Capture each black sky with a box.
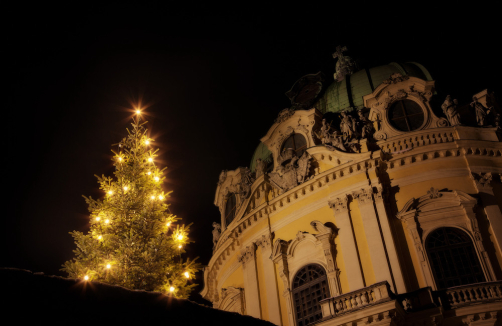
[4,3,500,303]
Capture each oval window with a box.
[388,100,424,131]
[281,133,307,158]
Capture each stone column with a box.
[271,239,295,326]
[471,172,502,256]
[256,233,283,325]
[352,188,394,291]
[328,195,365,291]
[238,243,261,319]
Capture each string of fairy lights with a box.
[82,109,191,294]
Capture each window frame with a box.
[425,227,486,290]
[291,264,330,326]
[387,99,425,132]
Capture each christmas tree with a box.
[62,110,200,298]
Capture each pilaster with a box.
[328,195,365,291]
[352,187,394,291]
[256,233,283,325]
[271,239,295,326]
[311,220,341,296]
[471,172,502,257]
[372,185,406,293]
[238,243,261,318]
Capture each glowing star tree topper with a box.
[62,110,200,298]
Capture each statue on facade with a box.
[315,120,348,151]
[212,222,221,249]
[330,130,347,151]
[319,119,332,144]
[340,111,356,139]
[218,170,227,185]
[237,167,254,199]
[255,158,266,178]
[332,45,357,82]
[441,95,461,126]
[357,110,374,138]
[471,96,492,126]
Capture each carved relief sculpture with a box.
[268,150,312,193]
[441,95,461,126]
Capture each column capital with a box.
[352,187,374,205]
[374,184,385,202]
[471,172,494,189]
[238,243,256,266]
[328,195,348,214]
[256,232,273,251]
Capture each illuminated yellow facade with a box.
[201,59,502,326]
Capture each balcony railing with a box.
[446,281,502,308]
[319,281,392,318]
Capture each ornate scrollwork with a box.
[382,72,410,85]
[427,187,442,199]
[328,195,348,214]
[275,108,296,124]
[268,151,312,192]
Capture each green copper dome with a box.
[314,62,432,114]
[249,62,432,170]
[250,142,272,173]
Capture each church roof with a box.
[249,61,432,170]
[315,62,432,114]
[250,142,272,172]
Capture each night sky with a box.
[4,4,500,303]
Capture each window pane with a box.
[426,227,485,289]
[225,194,236,226]
[292,264,330,326]
[388,100,424,131]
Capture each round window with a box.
[388,100,424,131]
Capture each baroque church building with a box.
[200,47,502,326]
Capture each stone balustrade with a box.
[446,281,502,308]
[320,281,393,318]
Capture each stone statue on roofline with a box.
[357,110,374,138]
[212,222,221,249]
[441,95,461,126]
[332,45,357,82]
[320,119,332,144]
[340,111,356,139]
[471,95,492,126]
[255,158,266,178]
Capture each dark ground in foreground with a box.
[1,268,273,326]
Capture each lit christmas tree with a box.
[62,110,200,298]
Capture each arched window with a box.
[281,133,307,158]
[292,264,330,326]
[224,193,237,227]
[426,227,485,289]
[388,99,424,131]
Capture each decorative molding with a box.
[255,233,273,251]
[352,187,373,205]
[471,172,493,188]
[427,187,442,199]
[382,72,410,85]
[238,243,256,266]
[328,195,348,214]
[275,108,296,124]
